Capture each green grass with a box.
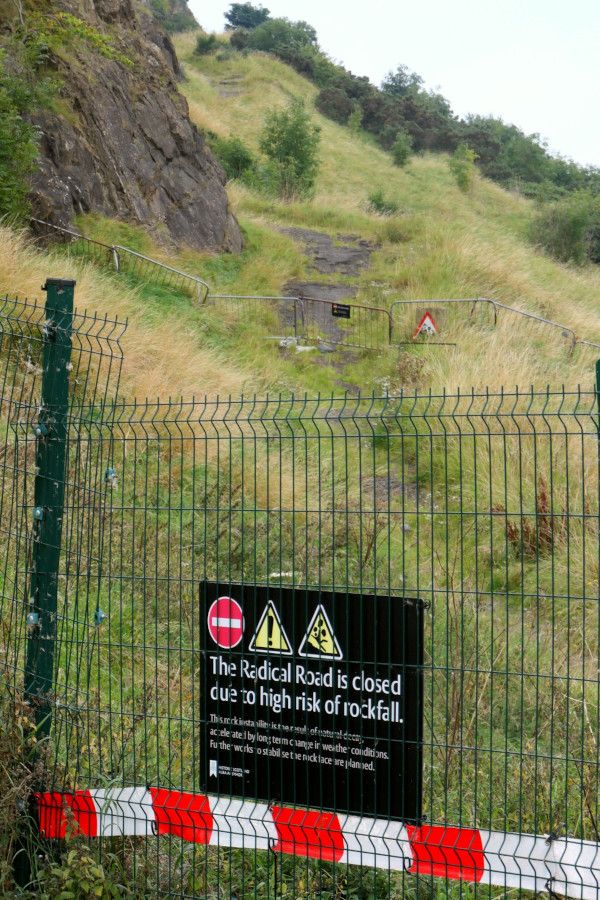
[2,29,600,900]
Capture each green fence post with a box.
[24,278,74,737]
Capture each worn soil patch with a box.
[362,475,428,509]
[281,228,375,276]
[213,77,244,98]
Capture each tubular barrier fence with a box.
[1,278,600,897]
[390,298,600,354]
[31,218,210,304]
[30,219,600,355]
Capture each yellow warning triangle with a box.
[248,601,292,655]
[298,605,343,660]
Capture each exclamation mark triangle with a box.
[248,601,292,655]
[298,605,343,660]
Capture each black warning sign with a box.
[200,583,423,820]
[331,302,351,318]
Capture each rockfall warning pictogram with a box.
[248,601,292,655]
[413,311,438,338]
[298,605,343,659]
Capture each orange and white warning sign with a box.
[413,311,438,338]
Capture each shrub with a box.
[246,17,317,56]
[195,33,220,55]
[391,131,412,167]
[149,0,197,33]
[380,219,410,243]
[530,192,600,264]
[210,135,255,181]
[315,86,353,124]
[449,143,478,192]
[225,3,270,30]
[0,47,45,222]
[367,189,400,216]
[259,98,320,200]
[229,28,250,50]
[347,104,362,134]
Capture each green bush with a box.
[449,143,478,192]
[259,98,320,200]
[347,104,362,134]
[210,135,255,181]
[0,47,45,222]
[380,219,410,243]
[367,189,400,216]
[225,2,270,30]
[391,131,412,167]
[530,192,600,264]
[230,28,250,50]
[315,86,353,124]
[195,33,220,55]
[246,17,317,56]
[149,0,197,34]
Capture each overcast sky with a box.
[187,0,600,167]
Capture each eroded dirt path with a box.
[282,228,377,345]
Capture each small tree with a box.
[259,99,320,200]
[391,131,412,167]
[347,104,363,134]
[449,143,478,192]
[211,135,255,181]
[225,3,270,30]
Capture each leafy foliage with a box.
[26,12,133,67]
[391,131,412,167]
[210,135,255,181]
[367,189,400,216]
[246,17,318,59]
[381,64,424,97]
[229,12,600,202]
[0,41,52,222]
[225,3,270,30]
[530,192,600,264]
[449,144,478,192]
[195,33,221,55]
[259,98,320,200]
[149,0,197,34]
[38,848,127,899]
[315,86,354,124]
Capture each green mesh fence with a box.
[0,280,599,898]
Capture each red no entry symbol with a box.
[207,596,244,649]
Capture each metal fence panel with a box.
[297,295,391,350]
[1,283,600,898]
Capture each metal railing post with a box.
[24,278,74,737]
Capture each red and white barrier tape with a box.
[36,788,600,898]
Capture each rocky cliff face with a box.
[30,0,242,252]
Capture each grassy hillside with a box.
[3,34,600,400]
[175,31,600,389]
[1,29,599,900]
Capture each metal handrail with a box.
[31,219,600,354]
[389,297,600,353]
[31,219,209,304]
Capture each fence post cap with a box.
[42,278,76,290]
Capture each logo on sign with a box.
[207,596,244,649]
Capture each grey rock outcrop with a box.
[29,0,242,252]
